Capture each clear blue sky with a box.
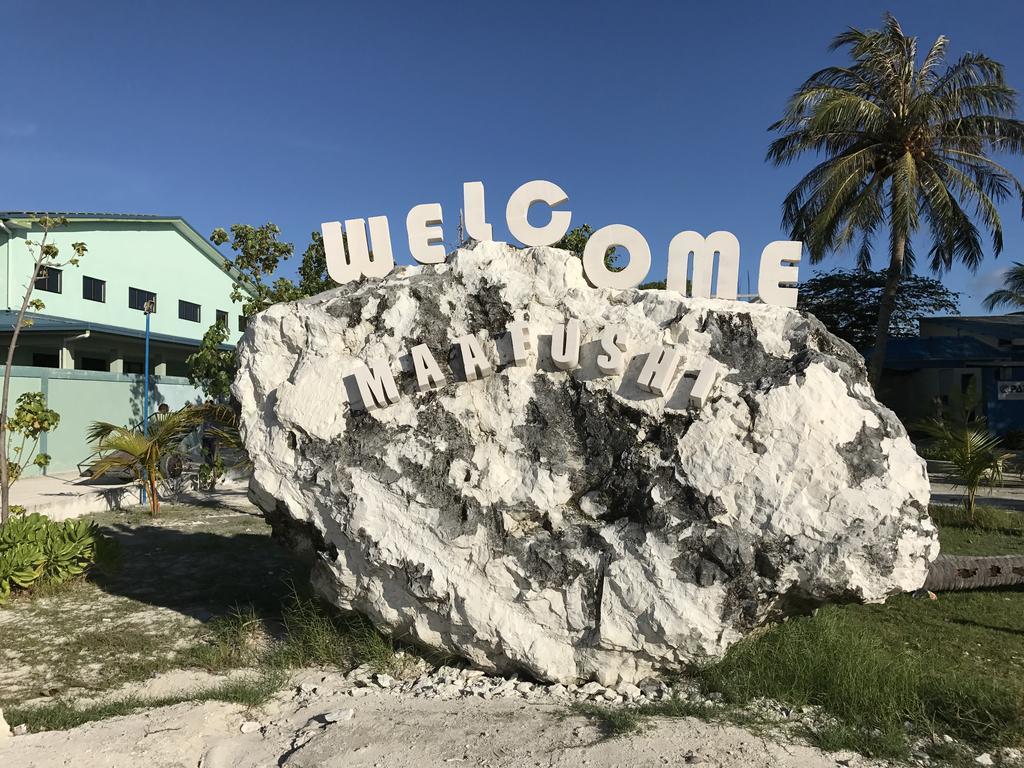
[4,1,1024,314]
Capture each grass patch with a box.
[574,697,716,738]
[699,606,1023,758]
[0,504,411,732]
[930,504,1024,557]
[5,670,285,733]
[931,504,1024,536]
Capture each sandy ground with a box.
[0,682,874,768]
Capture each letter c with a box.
[505,180,572,247]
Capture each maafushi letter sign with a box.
[320,179,804,415]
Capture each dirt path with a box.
[2,684,873,768]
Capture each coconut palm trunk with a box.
[868,232,907,386]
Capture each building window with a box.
[32,352,59,368]
[216,310,228,327]
[238,316,248,332]
[178,300,201,323]
[79,357,108,372]
[83,276,106,303]
[123,360,144,374]
[129,287,157,312]
[34,267,62,294]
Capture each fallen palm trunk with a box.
[924,554,1024,591]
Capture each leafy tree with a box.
[983,261,1024,311]
[1,216,86,524]
[87,409,199,516]
[297,231,335,296]
[768,13,1024,385]
[799,269,959,348]
[187,322,235,401]
[553,224,618,271]
[210,223,300,317]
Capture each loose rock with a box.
[322,708,355,724]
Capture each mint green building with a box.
[0,212,247,475]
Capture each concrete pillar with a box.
[154,361,167,376]
[59,343,74,369]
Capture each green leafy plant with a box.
[0,513,115,605]
[918,417,1010,522]
[6,391,60,485]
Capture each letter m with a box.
[352,358,400,412]
[322,217,396,284]
[666,231,740,300]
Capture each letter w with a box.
[322,217,396,284]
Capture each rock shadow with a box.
[88,518,308,623]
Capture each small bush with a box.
[0,513,116,605]
[267,585,398,672]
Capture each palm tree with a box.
[917,418,1009,522]
[86,409,199,515]
[768,13,1024,385]
[983,261,1024,310]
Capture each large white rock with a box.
[235,241,937,684]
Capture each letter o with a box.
[505,180,572,247]
[582,224,651,290]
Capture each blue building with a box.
[877,315,1024,436]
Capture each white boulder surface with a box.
[235,241,937,684]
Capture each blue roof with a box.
[871,336,1016,369]
[0,311,232,349]
[921,315,1024,340]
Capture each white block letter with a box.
[455,335,494,382]
[596,325,627,376]
[688,358,723,409]
[667,231,739,300]
[463,181,492,241]
[505,179,571,247]
[353,358,400,411]
[550,318,581,371]
[637,345,682,396]
[407,203,446,265]
[507,318,533,366]
[758,241,802,307]
[410,344,446,392]
[582,224,651,290]
[322,217,396,284]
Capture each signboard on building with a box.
[998,381,1024,400]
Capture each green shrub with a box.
[0,513,116,605]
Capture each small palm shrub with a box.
[0,512,116,605]
[87,409,200,515]
[917,417,1010,522]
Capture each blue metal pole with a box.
[141,311,151,505]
